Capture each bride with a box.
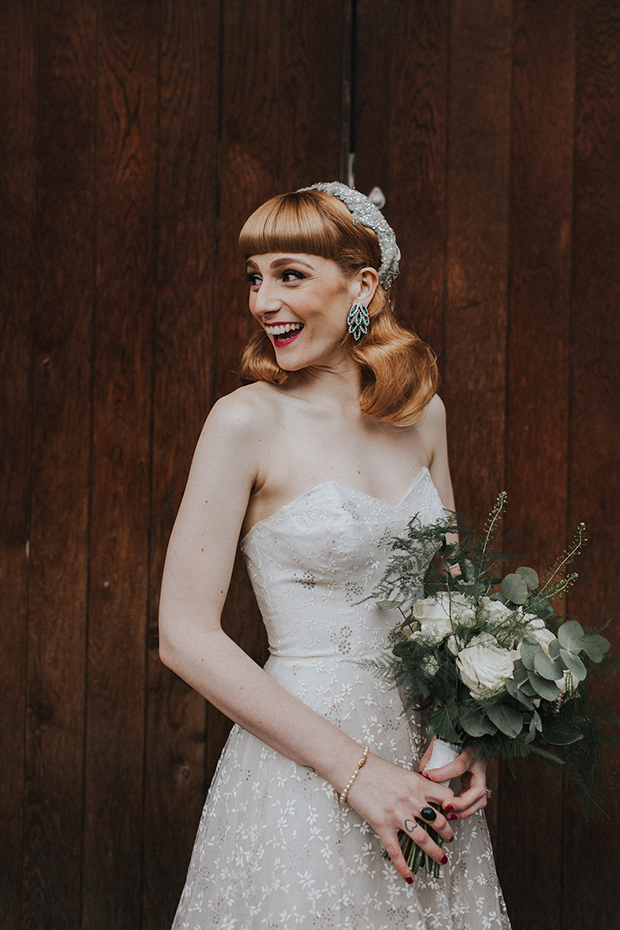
[159,183,510,928]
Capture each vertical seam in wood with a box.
[80,4,102,928]
[209,0,226,417]
[140,1,164,922]
[341,0,354,183]
[20,2,38,923]
[441,0,453,383]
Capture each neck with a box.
[287,358,363,409]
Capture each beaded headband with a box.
[299,181,400,288]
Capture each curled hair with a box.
[238,189,438,426]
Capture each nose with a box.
[250,279,281,318]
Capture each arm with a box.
[414,395,489,820]
[159,391,455,880]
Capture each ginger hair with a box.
[238,189,438,426]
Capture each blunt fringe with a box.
[238,190,438,426]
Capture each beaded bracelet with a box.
[340,746,370,803]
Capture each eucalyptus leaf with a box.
[527,670,561,700]
[548,638,561,660]
[534,650,564,681]
[486,703,524,738]
[559,648,587,681]
[581,634,610,663]
[501,573,529,605]
[520,681,538,698]
[516,566,539,592]
[580,644,604,664]
[520,640,542,671]
[512,659,529,686]
[460,710,498,737]
[505,676,535,708]
[557,620,585,650]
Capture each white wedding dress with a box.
[172,468,511,929]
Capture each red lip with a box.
[273,328,303,347]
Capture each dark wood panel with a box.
[565,2,620,928]
[213,0,282,403]
[387,0,449,363]
[143,0,221,925]
[500,4,576,927]
[82,2,158,927]
[356,0,449,357]
[443,0,513,526]
[276,0,348,190]
[21,2,97,928]
[0,1,35,926]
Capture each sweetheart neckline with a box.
[240,466,432,545]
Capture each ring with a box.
[419,806,437,822]
[486,788,492,798]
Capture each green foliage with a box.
[368,495,617,815]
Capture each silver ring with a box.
[486,788,492,799]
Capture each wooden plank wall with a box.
[1,2,618,928]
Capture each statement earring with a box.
[347,302,369,341]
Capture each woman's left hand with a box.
[418,743,488,821]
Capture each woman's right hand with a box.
[345,753,455,883]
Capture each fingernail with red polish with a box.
[405,876,414,884]
[422,773,432,780]
[447,813,457,821]
[441,855,448,865]
[444,804,454,811]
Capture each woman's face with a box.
[245,252,362,371]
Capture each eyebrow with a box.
[245,257,315,270]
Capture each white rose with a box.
[481,597,513,627]
[524,614,544,629]
[411,595,453,642]
[456,634,515,697]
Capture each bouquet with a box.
[373,493,616,877]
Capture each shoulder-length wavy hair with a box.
[238,189,438,426]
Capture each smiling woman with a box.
[238,189,438,426]
[159,183,511,929]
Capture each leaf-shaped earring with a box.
[347,302,369,341]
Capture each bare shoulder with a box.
[204,382,279,437]
[417,394,447,434]
[201,382,281,445]
[400,394,447,458]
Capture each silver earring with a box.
[347,302,369,341]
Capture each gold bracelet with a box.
[340,746,370,803]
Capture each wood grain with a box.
[565,2,620,927]
[81,2,158,927]
[499,3,576,926]
[21,2,97,928]
[142,0,221,925]
[443,0,513,527]
[0,1,35,926]
[276,0,347,190]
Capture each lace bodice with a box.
[241,467,444,662]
